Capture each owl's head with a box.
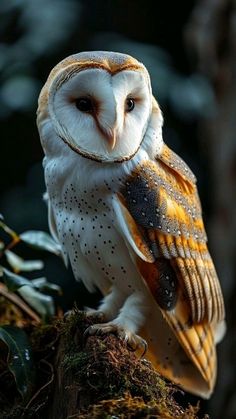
[37,51,163,163]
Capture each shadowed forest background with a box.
[0,0,235,418]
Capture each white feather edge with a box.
[214,320,226,344]
[112,195,153,263]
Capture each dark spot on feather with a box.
[121,175,161,228]
[155,259,178,311]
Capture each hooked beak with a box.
[105,129,117,150]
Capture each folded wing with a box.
[113,143,225,395]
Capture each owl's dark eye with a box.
[126,98,135,112]
[75,97,93,112]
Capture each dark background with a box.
[0,1,235,417]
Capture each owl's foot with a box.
[63,309,105,325]
[84,322,147,355]
[84,307,106,322]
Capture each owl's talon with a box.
[84,308,106,323]
[125,334,147,357]
[83,324,95,343]
[83,322,147,356]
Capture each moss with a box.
[78,393,204,419]
[62,350,89,372]
[29,321,59,353]
[59,310,207,418]
[0,309,209,418]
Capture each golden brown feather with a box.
[116,143,225,392]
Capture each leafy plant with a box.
[0,214,62,320]
[0,214,63,401]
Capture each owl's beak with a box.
[98,119,118,151]
[105,130,117,150]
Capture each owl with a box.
[37,51,225,399]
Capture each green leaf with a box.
[2,270,56,319]
[2,268,32,292]
[18,285,55,318]
[2,269,61,298]
[0,325,35,399]
[20,230,61,255]
[5,250,44,272]
[31,277,62,295]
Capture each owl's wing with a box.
[115,143,224,324]
[113,143,225,393]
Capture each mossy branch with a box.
[50,310,207,419]
[0,309,208,419]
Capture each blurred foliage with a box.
[0,214,61,319]
[0,214,63,404]
[0,0,215,120]
[0,0,81,116]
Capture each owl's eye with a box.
[75,97,93,112]
[126,98,135,112]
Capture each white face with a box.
[48,68,152,162]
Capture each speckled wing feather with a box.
[117,143,225,324]
[113,143,225,392]
[136,257,217,393]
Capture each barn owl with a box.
[37,51,225,399]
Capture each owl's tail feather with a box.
[139,294,218,399]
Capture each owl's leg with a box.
[85,286,127,322]
[98,286,128,320]
[84,291,148,352]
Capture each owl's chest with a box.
[69,191,117,256]
[52,179,128,271]
[54,184,115,240]
[45,157,141,290]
